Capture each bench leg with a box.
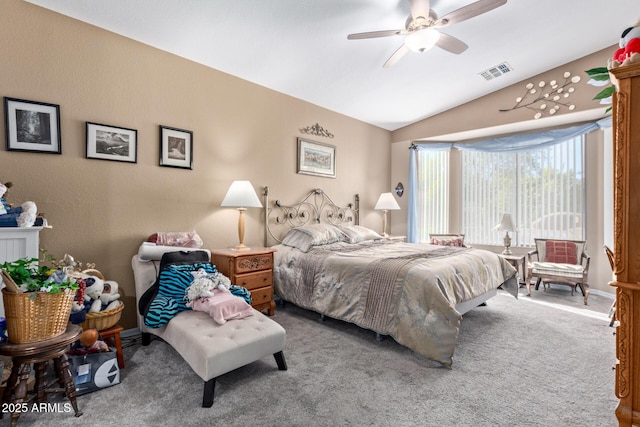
[141,332,151,346]
[274,351,287,371]
[203,378,216,407]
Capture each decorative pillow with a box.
[147,231,203,248]
[430,237,464,247]
[187,289,254,325]
[544,240,578,264]
[336,225,383,243]
[144,262,217,328]
[281,224,346,252]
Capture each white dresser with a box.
[0,226,43,316]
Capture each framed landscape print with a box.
[160,125,192,169]
[297,137,336,178]
[4,97,61,154]
[86,122,137,163]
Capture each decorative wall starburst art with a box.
[499,71,581,119]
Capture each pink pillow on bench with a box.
[187,289,254,325]
[544,240,578,264]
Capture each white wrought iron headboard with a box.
[263,187,359,246]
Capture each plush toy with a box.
[0,182,38,227]
[67,329,109,355]
[612,20,640,67]
[184,269,231,302]
[83,274,121,312]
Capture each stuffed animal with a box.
[0,182,38,227]
[612,20,640,67]
[83,274,121,312]
[184,269,231,302]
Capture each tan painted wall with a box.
[0,1,391,328]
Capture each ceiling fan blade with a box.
[383,44,410,68]
[436,32,468,54]
[409,0,431,21]
[435,0,507,28]
[347,29,403,40]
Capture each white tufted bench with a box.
[131,254,287,407]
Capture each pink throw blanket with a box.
[187,289,254,325]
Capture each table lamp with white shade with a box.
[493,213,517,255]
[221,180,262,251]
[374,192,401,238]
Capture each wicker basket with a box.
[78,302,124,331]
[76,268,123,331]
[2,288,74,344]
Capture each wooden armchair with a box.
[604,245,616,326]
[526,238,590,305]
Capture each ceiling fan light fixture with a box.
[405,28,440,53]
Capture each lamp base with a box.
[502,232,513,255]
[230,243,251,251]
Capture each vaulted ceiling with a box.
[26,0,639,131]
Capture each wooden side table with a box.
[0,324,83,426]
[499,253,526,286]
[210,247,276,316]
[99,325,124,369]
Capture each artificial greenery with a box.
[585,67,615,113]
[0,250,79,294]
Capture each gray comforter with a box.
[273,240,518,366]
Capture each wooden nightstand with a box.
[499,253,526,286]
[210,247,276,316]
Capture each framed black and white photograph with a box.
[4,97,61,154]
[160,125,192,169]
[86,122,137,163]
[297,137,336,178]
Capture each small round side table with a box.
[0,324,83,426]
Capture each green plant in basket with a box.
[0,250,79,298]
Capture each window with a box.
[415,134,586,246]
[415,149,449,242]
[461,136,585,246]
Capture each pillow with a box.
[544,240,578,264]
[187,289,254,325]
[430,237,464,247]
[336,225,383,243]
[144,262,217,328]
[281,224,345,252]
[147,231,203,248]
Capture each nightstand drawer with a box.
[250,286,273,306]
[234,254,273,273]
[235,270,272,290]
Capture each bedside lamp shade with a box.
[221,180,262,251]
[374,192,400,238]
[493,213,517,255]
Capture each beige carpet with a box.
[18,285,617,426]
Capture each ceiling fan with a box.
[347,0,507,68]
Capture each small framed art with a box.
[160,125,193,169]
[86,122,137,163]
[297,137,336,178]
[4,97,61,154]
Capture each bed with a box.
[262,188,518,367]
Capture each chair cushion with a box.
[430,236,464,247]
[544,240,578,264]
[531,261,585,279]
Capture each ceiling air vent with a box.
[479,62,512,81]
